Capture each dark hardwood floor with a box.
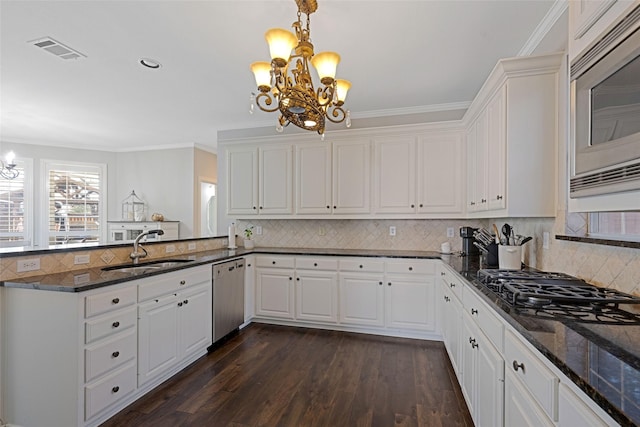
[101,323,473,427]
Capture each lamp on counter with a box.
[250,0,352,137]
[0,151,18,180]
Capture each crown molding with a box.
[518,0,568,56]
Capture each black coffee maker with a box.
[460,226,479,257]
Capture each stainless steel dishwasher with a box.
[212,258,245,344]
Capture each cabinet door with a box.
[295,143,332,214]
[295,270,338,323]
[385,274,435,331]
[259,145,293,214]
[475,333,505,427]
[138,294,179,386]
[244,255,256,322]
[255,268,295,319]
[461,314,478,414]
[486,86,506,211]
[373,136,416,213]
[442,285,462,376]
[227,147,258,215]
[417,132,464,213]
[332,139,371,214]
[339,273,384,326]
[178,283,212,359]
[465,122,479,211]
[558,383,610,427]
[471,111,489,211]
[505,370,555,427]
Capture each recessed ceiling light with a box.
[140,58,161,69]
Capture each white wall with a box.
[115,148,195,237]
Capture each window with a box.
[589,211,640,242]
[0,159,32,247]
[44,161,105,246]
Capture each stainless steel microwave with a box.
[570,5,640,198]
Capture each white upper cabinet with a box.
[465,53,562,218]
[417,131,464,214]
[226,144,293,216]
[332,138,371,214]
[295,142,332,214]
[373,135,416,214]
[226,146,258,215]
[259,145,293,214]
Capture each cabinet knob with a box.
[440,272,445,276]
[481,199,487,203]
[387,282,392,286]
[497,195,503,200]
[289,277,292,281]
[296,277,300,281]
[314,263,318,267]
[408,267,413,271]
[112,386,120,393]
[411,204,415,208]
[333,206,337,209]
[183,300,189,304]
[471,308,478,315]
[248,264,252,267]
[259,206,263,210]
[253,206,257,210]
[512,360,525,372]
[419,204,423,208]
[272,261,276,265]
[180,280,186,285]
[112,351,120,358]
[326,205,330,209]
[450,283,456,288]
[469,337,478,348]
[112,321,120,328]
[178,302,183,307]
[112,298,120,305]
[443,295,450,302]
[359,265,363,269]
[379,281,383,286]
[470,201,476,206]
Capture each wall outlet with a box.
[255,225,263,235]
[17,258,40,273]
[188,242,197,250]
[318,227,326,236]
[446,227,454,238]
[74,254,90,265]
[543,232,550,249]
[389,226,396,236]
[165,244,176,253]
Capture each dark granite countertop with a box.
[2,247,637,425]
[442,254,640,427]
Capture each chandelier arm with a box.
[326,106,346,124]
[255,92,280,113]
[316,86,334,108]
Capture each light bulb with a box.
[249,94,255,114]
[5,151,15,165]
[346,110,352,128]
[276,122,284,133]
[321,132,325,141]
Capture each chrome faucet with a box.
[130,229,164,264]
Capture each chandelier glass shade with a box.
[250,0,351,135]
[0,151,18,180]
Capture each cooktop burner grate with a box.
[502,281,640,307]
[515,304,640,325]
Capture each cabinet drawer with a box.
[295,257,338,270]
[386,260,435,275]
[85,286,137,318]
[85,362,137,421]
[138,266,210,302]
[85,329,137,383]
[339,258,385,273]
[505,329,559,421]
[463,289,504,351]
[256,255,295,269]
[85,306,137,344]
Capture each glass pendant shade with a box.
[265,28,297,66]
[335,79,352,104]
[311,51,340,85]
[251,61,272,91]
[5,151,16,165]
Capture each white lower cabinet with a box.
[505,369,555,427]
[461,312,505,427]
[256,263,295,319]
[295,269,339,323]
[385,261,436,332]
[559,383,612,427]
[0,264,212,427]
[339,272,385,327]
[244,255,256,321]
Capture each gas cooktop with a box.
[477,269,640,325]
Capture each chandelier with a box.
[0,151,18,180]
[250,0,351,135]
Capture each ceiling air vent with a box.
[570,162,640,198]
[29,37,86,60]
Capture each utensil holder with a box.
[498,245,522,270]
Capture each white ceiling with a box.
[0,0,565,153]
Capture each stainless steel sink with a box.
[102,259,194,273]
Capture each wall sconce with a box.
[1,151,19,180]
